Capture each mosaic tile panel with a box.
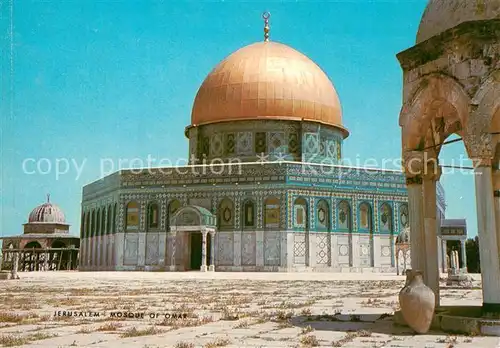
[264,231,281,266]
[316,234,330,265]
[123,234,139,265]
[210,134,223,157]
[337,235,351,266]
[255,132,266,153]
[268,131,286,154]
[145,233,159,265]
[241,232,256,266]
[304,133,319,154]
[358,234,372,267]
[288,132,299,154]
[293,233,306,265]
[217,232,234,266]
[225,133,235,155]
[236,132,253,155]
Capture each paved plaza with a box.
[0,272,499,347]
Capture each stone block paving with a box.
[0,272,499,347]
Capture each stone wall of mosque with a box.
[79,162,421,272]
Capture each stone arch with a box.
[316,199,330,231]
[400,73,470,154]
[217,198,234,230]
[293,197,308,230]
[470,70,500,157]
[167,199,181,231]
[51,240,67,248]
[24,241,42,249]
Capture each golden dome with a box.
[191,41,347,137]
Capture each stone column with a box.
[43,251,48,271]
[167,231,177,271]
[11,252,19,279]
[460,239,467,272]
[422,168,440,307]
[200,230,207,272]
[406,176,425,275]
[209,231,215,272]
[441,239,447,273]
[474,160,500,313]
[494,190,500,265]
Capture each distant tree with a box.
[466,236,480,273]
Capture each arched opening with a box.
[147,202,160,230]
[96,209,101,236]
[264,197,280,229]
[380,203,393,233]
[167,199,181,231]
[242,199,256,229]
[24,241,42,249]
[106,205,112,234]
[113,203,117,233]
[358,202,373,267]
[85,212,90,238]
[293,197,308,231]
[317,199,330,231]
[100,207,105,236]
[337,200,352,267]
[80,212,85,239]
[125,201,139,231]
[91,210,96,237]
[217,198,234,230]
[23,241,42,272]
[437,133,474,273]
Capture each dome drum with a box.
[186,119,344,164]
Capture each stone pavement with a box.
[0,272,499,347]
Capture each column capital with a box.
[422,164,442,182]
[403,151,425,177]
[406,175,423,185]
[472,157,493,168]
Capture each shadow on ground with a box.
[288,313,446,336]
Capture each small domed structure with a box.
[28,196,66,224]
[416,0,500,43]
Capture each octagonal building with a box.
[79,19,449,272]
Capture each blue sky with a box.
[0,0,475,238]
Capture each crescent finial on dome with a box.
[262,11,270,42]
[47,193,50,203]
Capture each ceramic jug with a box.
[399,269,435,334]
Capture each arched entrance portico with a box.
[168,205,216,272]
[399,72,500,313]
